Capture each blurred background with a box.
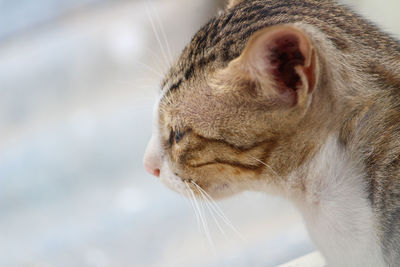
[0,0,399,266]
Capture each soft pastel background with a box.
[1,0,399,266]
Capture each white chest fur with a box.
[290,136,385,267]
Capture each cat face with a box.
[144,22,320,199]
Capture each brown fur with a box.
[156,0,400,264]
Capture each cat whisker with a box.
[184,183,202,233]
[185,181,214,249]
[185,182,205,232]
[191,181,244,241]
[150,1,174,64]
[194,183,227,237]
[196,188,216,252]
[145,2,172,70]
[143,46,169,74]
[144,3,175,105]
[133,59,164,78]
[250,156,279,177]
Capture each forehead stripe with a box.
[184,65,195,80]
[169,79,182,92]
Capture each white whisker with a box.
[145,2,171,69]
[184,183,202,233]
[195,184,227,237]
[143,47,169,73]
[250,156,279,177]
[186,182,206,234]
[197,190,216,251]
[153,4,174,63]
[149,2,174,64]
[185,181,215,251]
[191,181,244,241]
[134,59,164,78]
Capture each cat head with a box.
[143,5,333,199]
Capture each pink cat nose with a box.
[144,161,160,177]
[143,136,161,178]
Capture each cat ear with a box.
[238,25,316,107]
[226,0,246,9]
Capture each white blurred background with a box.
[0,0,399,266]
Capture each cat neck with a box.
[285,135,385,266]
[287,135,363,203]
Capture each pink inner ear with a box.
[267,34,305,91]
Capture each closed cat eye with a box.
[169,130,184,146]
[175,130,184,143]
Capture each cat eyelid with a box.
[175,130,184,143]
[168,129,185,147]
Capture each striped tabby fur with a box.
[144,0,400,265]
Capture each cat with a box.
[143,0,400,266]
